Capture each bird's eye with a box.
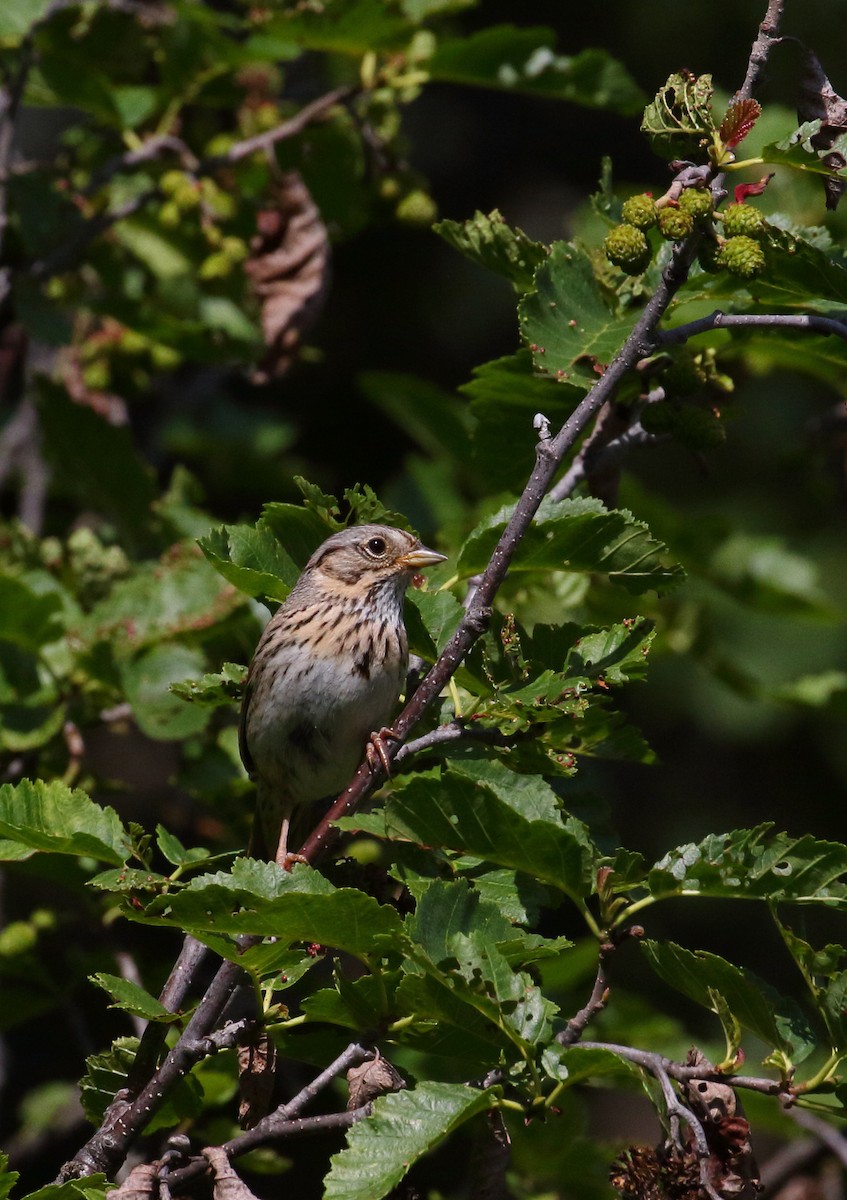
[365,536,387,557]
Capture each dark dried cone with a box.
[610,1144,701,1200]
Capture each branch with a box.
[298,234,702,865]
[394,720,531,767]
[658,310,847,346]
[556,944,613,1047]
[577,1042,787,1098]
[737,0,785,103]
[786,1106,847,1169]
[162,1043,374,1187]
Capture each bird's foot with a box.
[276,849,309,871]
[366,726,401,776]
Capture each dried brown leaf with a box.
[346,1051,406,1111]
[109,1162,159,1200]
[237,1030,277,1129]
[245,171,330,381]
[203,1147,262,1200]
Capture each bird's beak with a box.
[399,544,448,570]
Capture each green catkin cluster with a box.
[657,206,694,240]
[677,187,713,218]
[603,224,651,274]
[719,235,766,279]
[722,202,766,238]
[620,193,657,230]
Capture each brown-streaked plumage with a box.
[239,524,446,866]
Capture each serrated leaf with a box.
[434,210,547,292]
[642,826,847,908]
[89,973,179,1023]
[429,28,644,114]
[198,521,296,603]
[641,940,815,1063]
[718,97,762,149]
[20,1179,110,1200]
[170,661,246,707]
[0,779,131,865]
[519,243,634,378]
[641,71,716,158]
[0,1154,19,1200]
[385,770,597,901]
[302,969,400,1030]
[324,1082,495,1200]
[762,122,847,179]
[458,496,684,594]
[138,861,405,961]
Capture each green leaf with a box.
[434,210,548,292]
[404,588,463,658]
[198,521,298,603]
[0,575,64,650]
[773,918,847,1052]
[640,71,716,158]
[38,382,156,546]
[385,770,597,902]
[0,0,51,41]
[0,779,131,865]
[155,825,211,868]
[519,241,635,378]
[270,0,410,53]
[324,1082,495,1200]
[461,351,585,490]
[121,644,211,740]
[430,28,644,114]
[772,671,847,716]
[19,1179,109,1200]
[88,973,179,1023]
[0,1153,19,1200]
[707,534,838,620]
[641,940,815,1064]
[170,661,246,707]
[640,826,847,909]
[761,122,847,180]
[458,496,685,594]
[85,542,243,655]
[140,860,405,961]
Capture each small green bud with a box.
[721,202,766,238]
[395,189,438,226]
[620,193,657,230]
[657,206,695,241]
[719,234,765,279]
[677,188,714,218]
[603,223,651,274]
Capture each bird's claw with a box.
[367,726,400,776]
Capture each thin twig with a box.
[737,0,785,103]
[658,310,847,346]
[577,1042,787,1098]
[556,944,612,1046]
[394,721,530,766]
[787,1106,847,1169]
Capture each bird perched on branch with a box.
[239,524,446,867]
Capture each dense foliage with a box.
[1,2,847,1199]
